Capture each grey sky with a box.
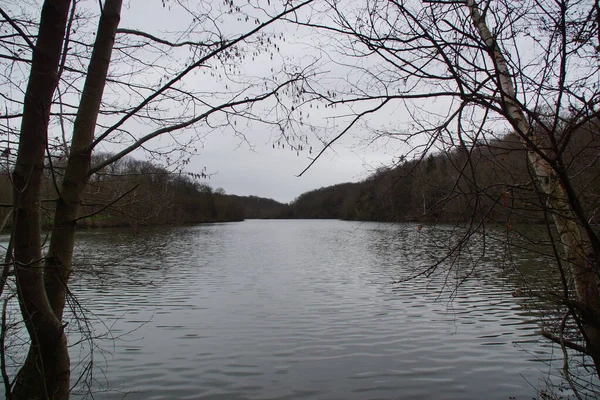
[1,0,413,204]
[196,127,397,203]
[111,0,588,204]
[114,1,405,204]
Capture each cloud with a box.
[195,128,385,203]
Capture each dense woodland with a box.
[0,155,288,229]
[286,122,600,225]
[3,122,597,230]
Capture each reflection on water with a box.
[10,220,568,399]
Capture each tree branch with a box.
[89,74,305,175]
[90,0,314,150]
[75,183,139,222]
[0,7,35,50]
[116,28,212,48]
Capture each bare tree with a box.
[286,0,600,392]
[0,0,313,398]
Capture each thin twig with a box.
[74,184,139,222]
[0,7,35,50]
[0,295,12,399]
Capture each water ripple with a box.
[63,220,563,399]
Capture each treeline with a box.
[227,195,290,219]
[78,156,246,227]
[0,155,287,229]
[285,122,600,225]
[2,123,597,229]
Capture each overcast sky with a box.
[196,127,399,203]
[4,0,581,204]
[113,1,407,204]
[1,1,420,203]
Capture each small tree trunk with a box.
[466,0,600,377]
[11,1,72,399]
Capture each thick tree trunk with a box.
[45,0,122,320]
[466,0,600,377]
[10,1,72,399]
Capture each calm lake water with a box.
[41,220,562,398]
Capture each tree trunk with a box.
[13,2,122,399]
[466,0,600,377]
[10,1,72,399]
[45,0,123,321]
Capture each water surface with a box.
[65,219,554,399]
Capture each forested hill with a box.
[0,155,289,229]
[1,124,597,228]
[285,126,600,224]
[227,195,290,219]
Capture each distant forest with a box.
[0,154,287,229]
[1,124,598,229]
[284,123,600,225]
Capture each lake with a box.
[18,220,561,398]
